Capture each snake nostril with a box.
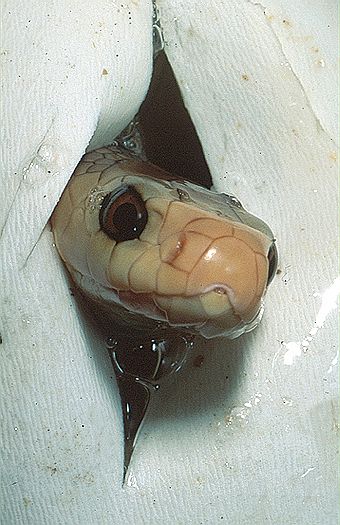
[266,242,278,285]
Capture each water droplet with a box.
[220,193,243,209]
[123,138,136,150]
[152,25,164,55]
[113,120,145,158]
[85,187,105,211]
[230,196,242,207]
[213,287,227,295]
[253,395,261,405]
[177,188,190,201]
[107,330,195,482]
[110,332,193,383]
[126,471,139,489]
[106,336,118,349]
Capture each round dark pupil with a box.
[112,202,139,235]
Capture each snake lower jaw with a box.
[70,267,265,340]
[198,301,265,339]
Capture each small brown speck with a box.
[282,19,292,27]
[241,74,249,81]
[102,68,108,76]
[276,268,282,275]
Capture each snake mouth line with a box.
[72,254,264,337]
[86,278,241,327]
[77,267,264,339]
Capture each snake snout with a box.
[159,220,270,323]
[189,233,269,321]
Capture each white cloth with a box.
[1,1,337,523]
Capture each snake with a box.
[51,146,277,340]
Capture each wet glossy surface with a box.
[107,331,194,481]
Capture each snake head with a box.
[51,146,277,339]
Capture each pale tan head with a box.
[51,147,277,338]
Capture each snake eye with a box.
[267,242,278,285]
[99,185,148,242]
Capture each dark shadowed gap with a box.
[139,51,212,188]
